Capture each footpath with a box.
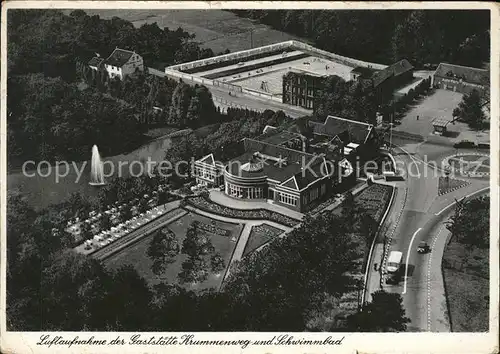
[364,183,407,302]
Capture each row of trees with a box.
[379,76,433,122]
[231,10,490,68]
[8,9,219,80]
[313,75,378,124]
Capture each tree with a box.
[220,213,358,331]
[99,213,111,232]
[358,213,379,246]
[147,228,180,276]
[341,191,363,230]
[182,221,215,258]
[178,256,210,285]
[347,290,410,332]
[210,253,226,275]
[453,90,486,129]
[446,196,489,250]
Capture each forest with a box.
[7,9,227,165]
[231,10,490,68]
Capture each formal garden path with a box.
[183,205,292,286]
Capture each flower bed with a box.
[243,224,284,258]
[198,221,231,237]
[184,195,299,227]
[438,177,470,195]
[356,184,393,224]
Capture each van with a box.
[387,251,403,273]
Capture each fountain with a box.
[89,145,106,186]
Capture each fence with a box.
[213,80,243,93]
[289,40,387,70]
[212,96,259,113]
[242,87,282,103]
[166,40,387,78]
[167,41,295,72]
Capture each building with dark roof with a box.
[368,59,414,102]
[194,153,225,186]
[103,48,144,79]
[88,56,104,71]
[192,115,379,213]
[350,66,378,81]
[308,115,380,164]
[433,63,489,96]
[222,138,335,212]
[282,70,327,110]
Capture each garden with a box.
[104,212,243,290]
[184,194,300,227]
[355,184,393,223]
[242,223,285,258]
[438,177,470,196]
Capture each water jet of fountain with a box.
[89,145,106,186]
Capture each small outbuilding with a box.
[432,118,451,135]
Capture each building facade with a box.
[370,59,414,102]
[103,48,144,80]
[433,63,489,96]
[194,116,378,213]
[193,153,224,187]
[282,70,326,110]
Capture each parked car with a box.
[417,241,430,254]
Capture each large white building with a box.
[102,48,144,80]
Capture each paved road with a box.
[366,140,489,332]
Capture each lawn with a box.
[104,212,244,290]
[242,223,285,258]
[442,238,489,331]
[77,10,306,54]
[438,177,470,196]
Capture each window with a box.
[320,184,326,195]
[278,192,298,206]
[309,188,319,202]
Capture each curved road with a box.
[368,141,490,332]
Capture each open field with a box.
[104,211,244,290]
[442,238,489,331]
[242,223,284,258]
[78,10,306,54]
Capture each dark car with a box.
[417,241,430,254]
[386,272,402,285]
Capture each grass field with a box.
[242,223,284,258]
[104,211,244,290]
[442,238,489,331]
[77,9,306,54]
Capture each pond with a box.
[7,135,175,210]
